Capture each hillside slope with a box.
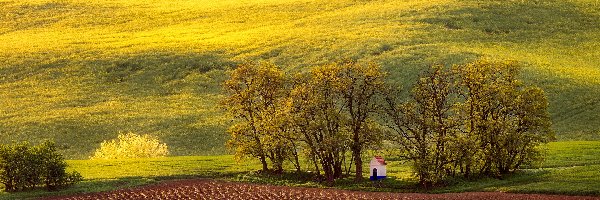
[1,0,599,158]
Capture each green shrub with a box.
[33,141,83,190]
[91,132,169,159]
[0,141,82,192]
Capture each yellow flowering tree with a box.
[91,132,169,159]
[222,61,297,173]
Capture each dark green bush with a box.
[0,141,82,192]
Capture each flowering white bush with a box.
[91,132,169,159]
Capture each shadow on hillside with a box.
[523,67,600,136]
[0,50,236,159]
[0,1,210,34]
[12,113,229,159]
[378,44,481,99]
[421,1,600,45]
[0,2,71,35]
[413,1,600,137]
[91,51,236,95]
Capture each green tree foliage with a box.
[454,60,554,177]
[224,59,551,187]
[0,141,82,192]
[222,61,298,173]
[288,65,351,183]
[286,61,387,183]
[385,60,553,186]
[336,61,387,181]
[385,65,459,187]
[259,102,301,173]
[90,132,169,159]
[223,61,386,182]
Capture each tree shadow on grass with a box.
[0,168,555,200]
[226,171,322,186]
[429,169,551,194]
[243,169,552,194]
[420,1,600,45]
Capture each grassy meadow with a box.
[1,0,600,159]
[0,141,599,199]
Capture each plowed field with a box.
[41,179,600,200]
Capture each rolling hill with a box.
[1,0,599,159]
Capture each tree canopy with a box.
[222,60,553,186]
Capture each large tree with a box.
[384,65,459,187]
[385,60,553,186]
[336,61,387,181]
[288,66,350,183]
[288,61,386,182]
[222,61,293,172]
[454,60,554,177]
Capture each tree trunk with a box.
[313,155,321,175]
[273,160,284,174]
[464,160,471,179]
[260,155,268,172]
[334,159,343,179]
[322,157,334,185]
[290,142,302,173]
[293,154,301,173]
[353,146,363,181]
[346,154,354,175]
[251,123,268,173]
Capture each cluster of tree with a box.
[385,61,554,187]
[222,60,553,186]
[222,61,384,183]
[0,141,83,191]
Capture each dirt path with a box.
[42,179,600,200]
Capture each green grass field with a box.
[1,0,600,159]
[1,141,598,199]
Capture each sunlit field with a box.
[1,0,600,160]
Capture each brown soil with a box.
[41,179,600,200]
